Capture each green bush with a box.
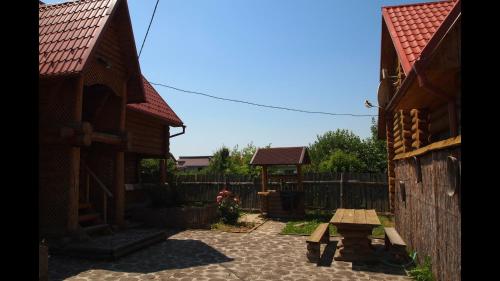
[408,256,434,281]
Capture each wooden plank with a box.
[306,223,329,243]
[354,209,366,224]
[330,208,345,224]
[384,227,406,246]
[342,209,355,224]
[365,209,381,225]
[394,135,461,160]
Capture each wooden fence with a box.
[174,172,389,212]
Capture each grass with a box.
[280,210,394,238]
[211,220,256,232]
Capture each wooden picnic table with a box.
[330,208,381,261]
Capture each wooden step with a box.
[79,203,93,210]
[83,224,111,235]
[79,213,100,223]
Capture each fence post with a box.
[340,172,344,208]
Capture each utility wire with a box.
[149,81,378,117]
[138,0,161,58]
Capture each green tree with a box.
[308,129,364,171]
[360,118,387,172]
[307,119,387,173]
[228,143,259,177]
[318,149,365,172]
[207,146,231,174]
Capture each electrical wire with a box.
[138,0,161,58]
[149,81,378,117]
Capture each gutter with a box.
[169,125,186,138]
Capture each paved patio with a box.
[49,221,411,281]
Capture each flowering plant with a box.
[216,188,240,224]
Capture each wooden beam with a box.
[159,159,166,184]
[394,135,461,160]
[261,166,268,192]
[91,132,122,145]
[448,101,458,137]
[67,75,84,234]
[114,80,127,228]
[297,165,303,191]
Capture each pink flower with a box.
[216,196,222,203]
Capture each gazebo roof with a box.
[250,147,311,166]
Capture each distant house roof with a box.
[177,156,212,168]
[382,0,458,75]
[127,76,184,127]
[250,147,310,166]
[39,0,145,102]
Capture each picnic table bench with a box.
[384,227,407,261]
[330,209,381,261]
[306,223,330,263]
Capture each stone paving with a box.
[49,221,411,281]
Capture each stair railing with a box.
[85,165,113,224]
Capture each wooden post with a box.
[103,192,107,224]
[261,165,268,192]
[67,76,84,233]
[297,165,303,191]
[340,172,344,208]
[113,81,127,227]
[86,173,90,203]
[159,159,166,184]
[448,101,458,137]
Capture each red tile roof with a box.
[250,147,311,166]
[127,76,184,127]
[39,0,117,76]
[382,0,458,75]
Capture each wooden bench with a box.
[306,223,330,263]
[384,227,407,261]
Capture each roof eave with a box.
[127,106,184,127]
[385,0,461,112]
[381,8,413,75]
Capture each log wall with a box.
[394,146,461,281]
[126,110,168,157]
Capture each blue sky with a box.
[45,0,429,156]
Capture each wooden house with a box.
[39,0,183,238]
[378,1,460,280]
[124,76,184,207]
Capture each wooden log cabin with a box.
[124,76,184,207]
[250,147,311,218]
[378,1,460,280]
[39,0,184,239]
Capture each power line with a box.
[138,0,161,58]
[149,81,378,117]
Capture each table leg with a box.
[334,227,376,262]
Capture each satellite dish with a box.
[377,79,391,107]
[446,156,460,197]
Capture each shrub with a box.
[216,188,241,225]
[408,256,434,281]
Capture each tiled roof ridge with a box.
[39,0,101,9]
[381,0,454,10]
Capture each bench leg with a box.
[321,227,330,244]
[306,242,320,263]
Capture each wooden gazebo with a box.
[250,147,311,218]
